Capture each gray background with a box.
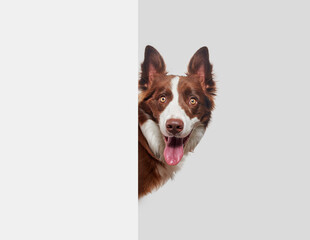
[139,0,310,239]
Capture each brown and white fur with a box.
[138,46,216,198]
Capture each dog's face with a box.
[139,46,216,166]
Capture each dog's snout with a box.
[166,118,184,135]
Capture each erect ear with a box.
[187,46,215,94]
[139,45,166,90]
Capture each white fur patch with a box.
[159,76,199,138]
[140,119,165,160]
[184,124,205,153]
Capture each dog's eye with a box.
[159,96,166,103]
[189,98,197,105]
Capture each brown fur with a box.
[138,127,164,198]
[138,46,216,198]
[178,75,215,126]
[139,74,175,124]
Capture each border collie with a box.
[138,46,216,198]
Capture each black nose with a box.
[166,118,184,135]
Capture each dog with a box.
[138,45,216,198]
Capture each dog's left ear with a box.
[139,45,166,90]
[187,47,215,94]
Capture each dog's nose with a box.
[166,118,184,135]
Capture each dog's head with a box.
[139,46,216,166]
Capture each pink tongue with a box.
[164,137,184,166]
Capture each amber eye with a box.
[159,96,166,103]
[189,98,197,105]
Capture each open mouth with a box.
[163,133,191,166]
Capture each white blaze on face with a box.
[159,76,199,138]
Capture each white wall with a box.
[139,1,310,239]
[0,1,138,239]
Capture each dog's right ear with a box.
[139,45,166,90]
[187,46,215,95]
